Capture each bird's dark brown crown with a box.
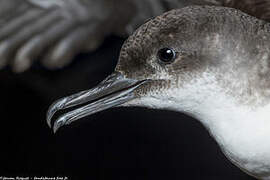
[117,6,267,76]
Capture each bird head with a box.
[47,6,269,132]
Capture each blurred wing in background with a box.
[0,0,138,72]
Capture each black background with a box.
[0,36,255,180]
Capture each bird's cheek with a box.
[133,80,170,97]
[133,82,152,97]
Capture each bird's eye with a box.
[157,48,176,64]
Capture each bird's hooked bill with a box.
[46,71,149,133]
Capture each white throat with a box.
[194,93,270,179]
[126,72,270,179]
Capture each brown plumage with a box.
[221,0,270,22]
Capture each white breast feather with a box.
[124,71,270,179]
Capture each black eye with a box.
[157,48,176,63]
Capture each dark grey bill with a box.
[47,72,149,133]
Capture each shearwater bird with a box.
[48,5,270,179]
[1,0,270,73]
